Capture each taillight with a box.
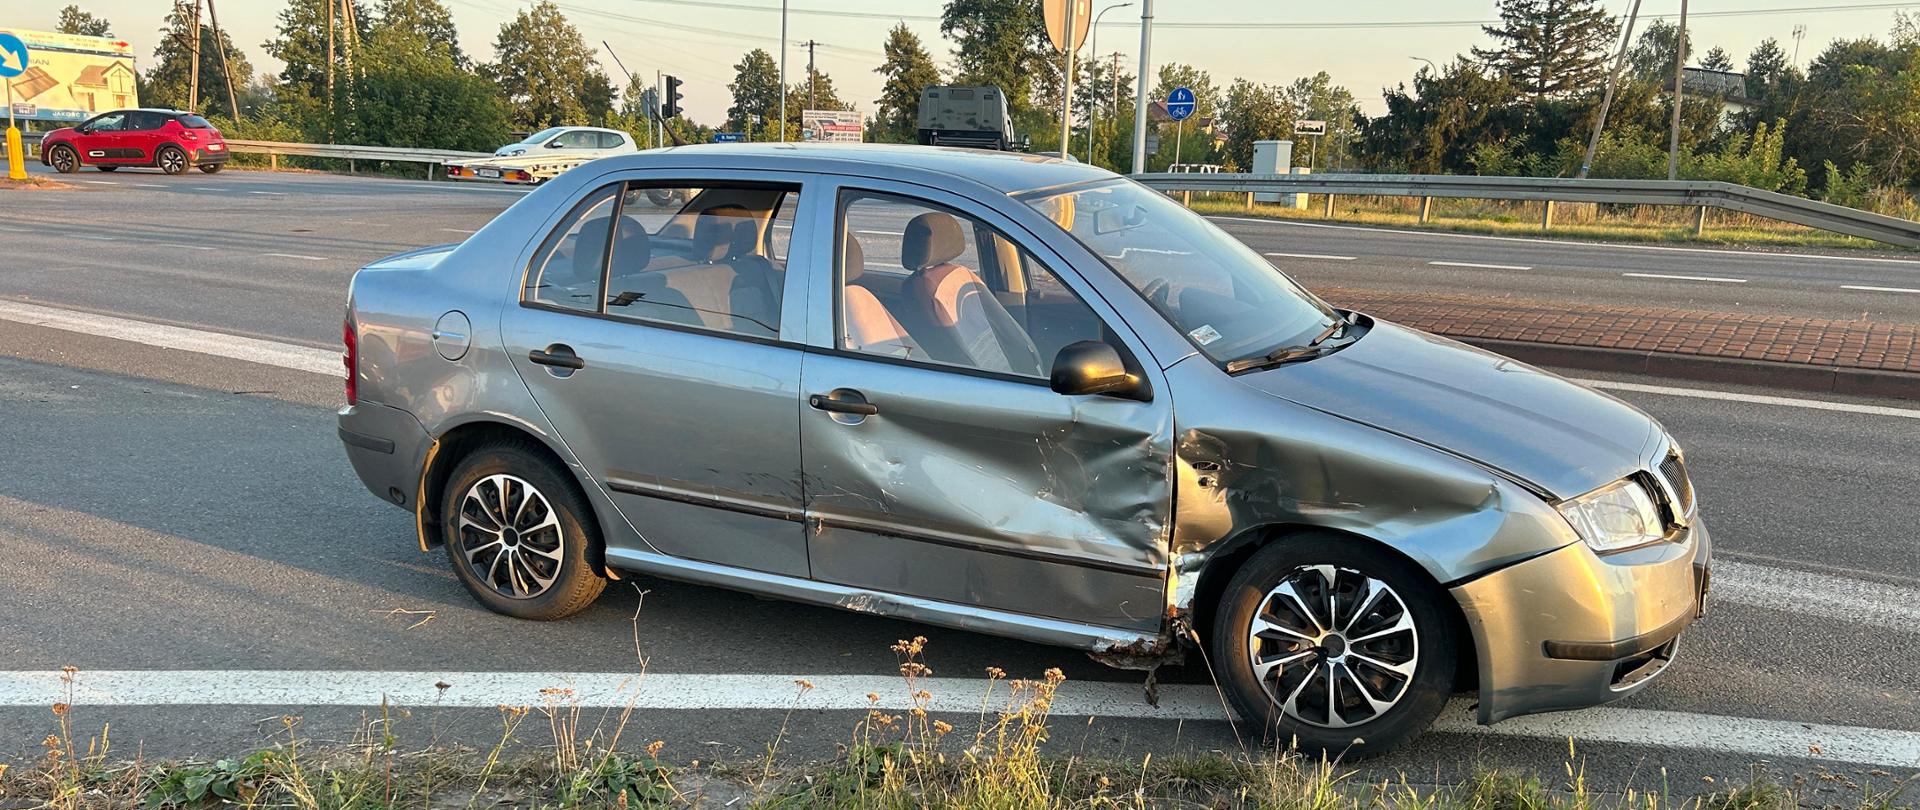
[343,317,358,405]
[180,130,198,141]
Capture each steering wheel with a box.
[1140,278,1172,310]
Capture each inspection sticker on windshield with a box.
[1188,324,1223,345]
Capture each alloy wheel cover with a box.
[1245,564,1420,728]
[456,473,566,599]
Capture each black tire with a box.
[96,165,117,172]
[48,145,79,173]
[644,188,679,207]
[1208,533,1456,759]
[198,163,224,174]
[440,441,606,620]
[156,145,189,175]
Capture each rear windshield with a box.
[178,114,213,129]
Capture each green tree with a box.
[56,5,112,37]
[726,48,782,138]
[1151,63,1219,118]
[788,65,848,118]
[375,0,465,67]
[1217,78,1290,171]
[1473,0,1618,101]
[1744,38,1792,99]
[873,23,941,143]
[941,0,1045,111]
[337,0,506,150]
[1626,19,1691,81]
[1362,59,1526,174]
[1285,71,1361,170]
[143,6,256,118]
[263,0,373,109]
[483,1,611,129]
[1699,46,1735,73]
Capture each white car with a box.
[493,126,637,159]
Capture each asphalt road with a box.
[1,166,1917,796]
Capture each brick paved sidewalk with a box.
[1324,287,1920,375]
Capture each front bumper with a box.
[1452,517,1712,724]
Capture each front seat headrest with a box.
[611,216,651,271]
[902,212,966,272]
[843,234,865,282]
[728,219,761,260]
[692,208,744,263]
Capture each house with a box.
[1670,67,1758,123]
[73,61,137,112]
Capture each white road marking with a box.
[75,235,117,241]
[1429,260,1532,271]
[1207,215,1920,267]
[1577,378,1920,420]
[1712,560,1920,635]
[1264,252,1357,261]
[855,229,902,237]
[260,252,330,261]
[1622,272,1748,283]
[439,228,477,234]
[0,671,1912,767]
[1841,284,1920,295]
[156,243,216,251]
[247,190,279,195]
[192,186,224,192]
[0,300,340,376]
[132,183,165,189]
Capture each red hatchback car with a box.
[40,108,231,175]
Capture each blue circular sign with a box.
[1166,86,1196,122]
[0,33,29,79]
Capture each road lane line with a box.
[192,186,225,192]
[1576,378,1920,420]
[1429,260,1532,271]
[1264,252,1357,261]
[261,252,330,261]
[247,190,279,195]
[132,183,165,188]
[439,228,477,234]
[1711,560,1920,635]
[1207,215,1920,267]
[0,300,340,376]
[1841,284,1920,294]
[1622,272,1748,283]
[0,671,1912,766]
[75,235,117,241]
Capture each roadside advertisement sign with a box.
[801,109,863,143]
[0,28,137,123]
[1294,119,1327,136]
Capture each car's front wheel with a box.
[48,145,79,173]
[441,441,606,620]
[1210,533,1456,758]
[156,145,188,175]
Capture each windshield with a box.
[519,127,567,144]
[1020,179,1338,365]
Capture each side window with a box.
[525,185,619,312]
[595,183,796,340]
[598,131,626,149]
[88,113,125,132]
[131,112,166,130]
[555,130,596,148]
[836,192,1109,379]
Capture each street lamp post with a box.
[778,0,788,142]
[1410,56,1437,74]
[1129,0,1153,174]
[1085,2,1132,165]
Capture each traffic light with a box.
[661,75,684,119]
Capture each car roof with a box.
[634,142,1116,195]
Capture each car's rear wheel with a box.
[1209,533,1456,758]
[199,163,224,174]
[441,441,605,620]
[48,145,79,173]
[156,146,188,175]
[96,166,117,172]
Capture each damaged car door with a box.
[798,184,1175,632]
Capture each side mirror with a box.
[547,140,566,148]
[1049,341,1148,401]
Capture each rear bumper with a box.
[193,147,231,166]
[338,400,432,510]
[1452,517,1712,724]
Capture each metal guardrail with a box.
[1136,172,1920,249]
[223,140,490,178]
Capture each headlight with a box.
[1557,478,1665,553]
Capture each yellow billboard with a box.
[0,27,137,124]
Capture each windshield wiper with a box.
[1224,317,1351,374]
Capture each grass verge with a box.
[1186,195,1910,253]
[1,645,1911,809]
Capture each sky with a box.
[17,0,1917,127]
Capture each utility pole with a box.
[1668,0,1688,181]
[1058,0,1077,160]
[186,0,201,112]
[206,0,239,118]
[778,0,788,142]
[1791,24,1806,67]
[804,40,818,112]
[1580,0,1642,178]
[325,0,334,116]
[1129,0,1152,174]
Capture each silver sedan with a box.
[337,143,1710,755]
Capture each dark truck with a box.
[916,85,1022,151]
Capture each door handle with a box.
[809,392,878,416]
[528,345,585,370]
